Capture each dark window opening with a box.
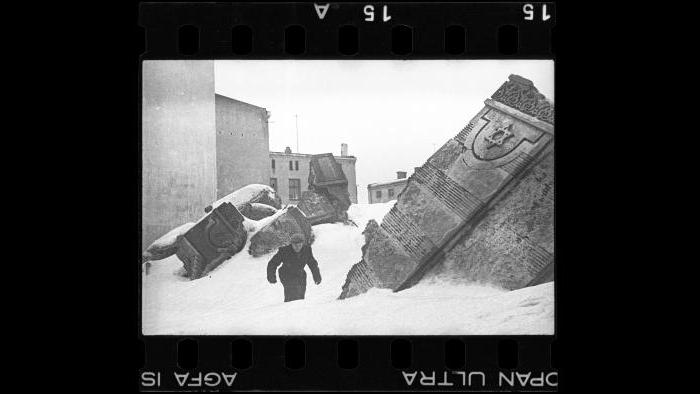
[376,190,382,199]
[388,188,395,198]
[289,161,293,170]
[295,161,299,171]
[271,159,275,170]
[270,178,277,192]
[289,179,301,200]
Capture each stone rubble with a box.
[297,153,352,225]
[175,202,248,280]
[248,206,314,257]
[238,202,278,221]
[339,74,555,299]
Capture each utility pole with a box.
[295,114,299,153]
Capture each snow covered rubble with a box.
[142,201,554,335]
[142,222,195,262]
[142,184,281,265]
[207,184,281,212]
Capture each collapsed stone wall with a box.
[424,148,554,289]
[297,154,352,225]
[338,74,555,299]
[339,220,380,299]
[248,206,314,257]
[144,184,284,280]
[176,202,248,280]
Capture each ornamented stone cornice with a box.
[491,74,554,125]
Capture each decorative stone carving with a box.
[484,124,515,148]
[490,74,554,124]
[424,150,554,290]
[175,202,248,280]
[339,74,554,298]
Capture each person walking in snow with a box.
[267,233,322,302]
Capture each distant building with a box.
[142,61,218,250]
[215,94,270,198]
[270,144,358,205]
[143,64,356,249]
[368,171,409,204]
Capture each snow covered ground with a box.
[142,201,554,335]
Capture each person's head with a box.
[290,233,305,252]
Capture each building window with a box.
[295,161,299,171]
[289,161,293,170]
[388,188,394,198]
[376,190,382,200]
[271,159,275,170]
[289,179,301,200]
[270,178,277,192]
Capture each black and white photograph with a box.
[141,60,555,335]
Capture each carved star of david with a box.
[484,123,515,149]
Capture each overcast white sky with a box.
[215,60,553,203]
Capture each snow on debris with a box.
[210,184,278,210]
[141,200,553,335]
[148,222,195,249]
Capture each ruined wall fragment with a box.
[424,149,554,289]
[297,153,352,224]
[175,202,248,280]
[339,219,381,299]
[339,74,554,298]
[248,206,314,257]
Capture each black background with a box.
[64,1,629,392]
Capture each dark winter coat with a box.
[267,244,322,285]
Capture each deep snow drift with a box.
[142,201,554,335]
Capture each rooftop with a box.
[215,93,267,111]
[367,178,409,189]
[270,151,356,160]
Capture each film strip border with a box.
[136,3,559,392]
[139,3,555,59]
[138,336,559,391]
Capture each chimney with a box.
[285,146,292,154]
[397,171,407,179]
[341,143,348,157]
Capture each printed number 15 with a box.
[364,5,391,22]
[524,4,551,21]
